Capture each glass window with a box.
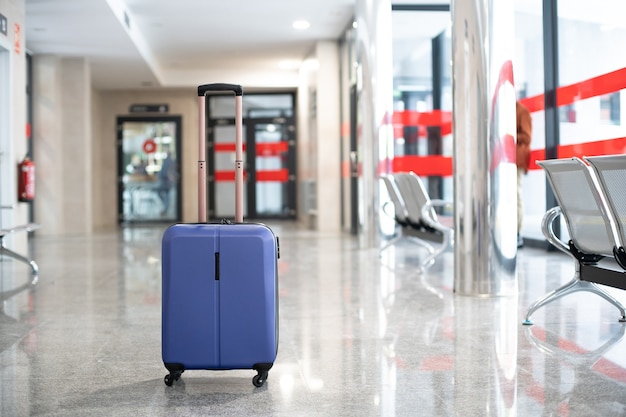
[208,93,296,220]
[515,0,546,240]
[391,9,452,204]
[557,0,626,153]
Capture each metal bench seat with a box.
[524,156,626,325]
[0,223,40,275]
[384,172,453,270]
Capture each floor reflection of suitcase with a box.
[161,83,279,387]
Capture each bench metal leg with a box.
[379,232,436,258]
[523,268,626,325]
[0,244,39,275]
[584,281,626,322]
[408,237,436,255]
[379,234,403,255]
[419,231,453,272]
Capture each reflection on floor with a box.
[1,221,625,416]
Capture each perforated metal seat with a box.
[585,154,626,269]
[393,172,453,270]
[379,174,435,257]
[524,157,626,325]
[381,174,410,228]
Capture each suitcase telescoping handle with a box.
[197,83,244,223]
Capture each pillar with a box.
[354,0,394,248]
[33,56,93,235]
[451,0,517,296]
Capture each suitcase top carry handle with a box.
[198,83,243,96]
[197,83,244,223]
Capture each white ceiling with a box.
[23,1,625,92]
[24,0,456,91]
[24,0,357,90]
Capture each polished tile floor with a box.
[1,221,626,416]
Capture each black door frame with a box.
[349,84,359,234]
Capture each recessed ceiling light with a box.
[301,59,319,70]
[292,20,310,30]
[279,60,301,70]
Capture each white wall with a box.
[31,72,198,233]
[0,0,28,248]
[315,42,342,232]
[297,41,342,232]
[27,43,340,233]
[297,56,314,224]
[32,56,92,235]
[95,89,198,228]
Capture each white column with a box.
[355,0,394,248]
[33,56,93,235]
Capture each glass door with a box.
[117,116,182,224]
[207,93,296,221]
[246,116,296,219]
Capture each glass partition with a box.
[391,9,452,203]
[207,93,296,220]
[514,0,546,241]
[557,0,626,150]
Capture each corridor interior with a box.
[1,221,625,416]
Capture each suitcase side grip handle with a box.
[214,252,220,280]
[198,83,243,96]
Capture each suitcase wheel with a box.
[164,370,183,386]
[252,370,268,387]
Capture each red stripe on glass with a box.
[391,155,453,177]
[215,169,289,182]
[257,169,289,182]
[256,142,288,156]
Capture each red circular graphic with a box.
[142,139,157,154]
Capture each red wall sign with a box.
[14,23,20,54]
[142,139,156,154]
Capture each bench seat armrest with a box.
[542,206,570,255]
[421,199,453,234]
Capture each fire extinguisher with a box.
[18,155,35,202]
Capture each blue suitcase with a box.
[161,84,279,387]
